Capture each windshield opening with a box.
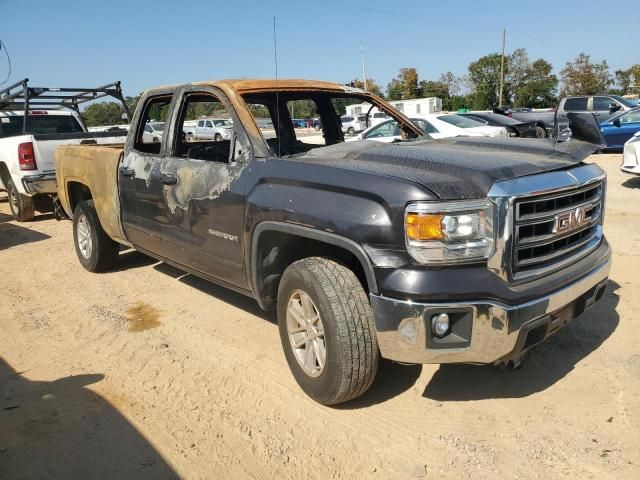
[611,95,639,108]
[241,90,423,157]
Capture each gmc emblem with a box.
[553,206,589,234]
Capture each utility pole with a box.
[498,28,506,108]
[360,43,368,92]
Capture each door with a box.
[119,92,175,254]
[148,87,253,288]
[559,97,589,128]
[603,110,640,149]
[593,96,622,123]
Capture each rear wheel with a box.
[277,257,379,405]
[73,200,120,272]
[6,179,35,222]
[535,125,547,138]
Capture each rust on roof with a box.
[145,79,368,96]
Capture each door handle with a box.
[160,173,178,185]
[119,166,134,177]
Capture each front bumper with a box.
[22,174,57,195]
[370,244,611,364]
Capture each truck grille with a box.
[512,182,603,274]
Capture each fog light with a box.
[431,313,450,337]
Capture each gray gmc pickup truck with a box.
[55,79,612,405]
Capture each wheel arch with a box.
[250,222,378,311]
[66,181,94,215]
[0,162,11,189]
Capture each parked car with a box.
[340,115,364,136]
[0,78,129,221]
[621,131,640,175]
[292,119,307,128]
[142,122,165,143]
[194,117,233,141]
[427,114,508,138]
[599,107,640,151]
[505,95,639,136]
[494,107,555,137]
[367,111,391,127]
[350,116,487,143]
[56,79,610,405]
[461,112,539,138]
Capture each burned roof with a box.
[144,79,369,96]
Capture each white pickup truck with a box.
[0,79,130,221]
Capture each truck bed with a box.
[55,144,128,244]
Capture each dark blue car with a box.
[600,107,640,151]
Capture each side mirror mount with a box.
[613,118,621,127]
[608,103,621,113]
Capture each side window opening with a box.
[173,92,243,163]
[134,94,172,154]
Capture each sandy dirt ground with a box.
[0,154,639,479]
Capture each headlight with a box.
[405,200,494,264]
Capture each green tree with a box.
[611,64,640,95]
[82,102,126,127]
[439,71,461,97]
[386,68,419,100]
[467,53,505,109]
[517,58,557,107]
[560,53,612,96]
[350,78,384,97]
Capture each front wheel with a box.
[73,200,120,272]
[214,133,222,142]
[277,257,379,405]
[6,179,35,222]
[347,127,355,136]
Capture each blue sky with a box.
[0,0,636,97]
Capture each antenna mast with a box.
[498,28,506,108]
[360,43,368,92]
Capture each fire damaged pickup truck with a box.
[55,80,612,405]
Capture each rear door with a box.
[119,91,175,254]
[559,97,589,128]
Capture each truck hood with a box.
[298,137,597,200]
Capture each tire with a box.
[277,257,379,405]
[347,127,355,136]
[72,200,120,272]
[214,133,222,142]
[7,179,35,222]
[535,125,547,138]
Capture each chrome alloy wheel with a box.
[286,289,326,377]
[8,186,19,214]
[76,214,93,259]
